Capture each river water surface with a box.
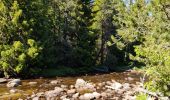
[0,71,143,100]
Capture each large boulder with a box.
[75,79,96,94]
[75,79,86,89]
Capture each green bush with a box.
[111,0,170,96]
[136,93,148,100]
[0,39,41,77]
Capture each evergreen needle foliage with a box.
[0,0,170,96]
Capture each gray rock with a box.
[7,79,21,88]
[10,89,18,93]
[111,97,119,100]
[0,78,7,83]
[45,87,64,98]
[125,77,134,81]
[117,89,125,94]
[79,93,95,100]
[36,92,45,97]
[123,95,136,100]
[101,92,107,98]
[18,98,23,100]
[79,92,101,100]
[67,89,76,95]
[92,92,101,99]
[123,83,130,90]
[50,80,60,84]
[7,82,19,88]
[60,95,67,100]
[106,82,122,90]
[72,93,79,99]
[105,89,112,93]
[10,79,21,84]
[75,79,96,92]
[75,79,86,88]
[32,97,39,100]
[45,90,60,97]
[28,82,38,85]
[61,85,68,89]
[85,83,96,91]
[160,97,169,100]
[62,98,70,100]
[96,86,100,89]
[54,87,64,92]
[97,83,102,87]
[106,81,112,85]
[70,85,75,89]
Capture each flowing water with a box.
[0,71,143,100]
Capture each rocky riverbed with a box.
[28,78,144,100]
[0,71,151,100]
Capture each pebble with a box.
[70,85,75,89]
[61,85,68,89]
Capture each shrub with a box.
[0,39,41,77]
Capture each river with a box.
[0,71,143,100]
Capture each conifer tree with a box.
[92,0,118,65]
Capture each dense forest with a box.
[0,0,170,97]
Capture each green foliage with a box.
[1,2,169,94]
[111,0,170,96]
[91,0,122,66]
[0,40,40,77]
[136,93,148,100]
[0,0,98,77]
[134,0,170,96]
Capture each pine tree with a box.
[112,0,170,96]
[0,1,41,77]
[92,0,118,65]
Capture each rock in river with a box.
[10,89,18,93]
[75,79,86,88]
[7,79,21,88]
[75,79,96,92]
[72,93,79,99]
[79,92,101,100]
[106,81,122,90]
[0,78,7,83]
[50,80,60,84]
[28,82,38,85]
[67,89,76,95]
